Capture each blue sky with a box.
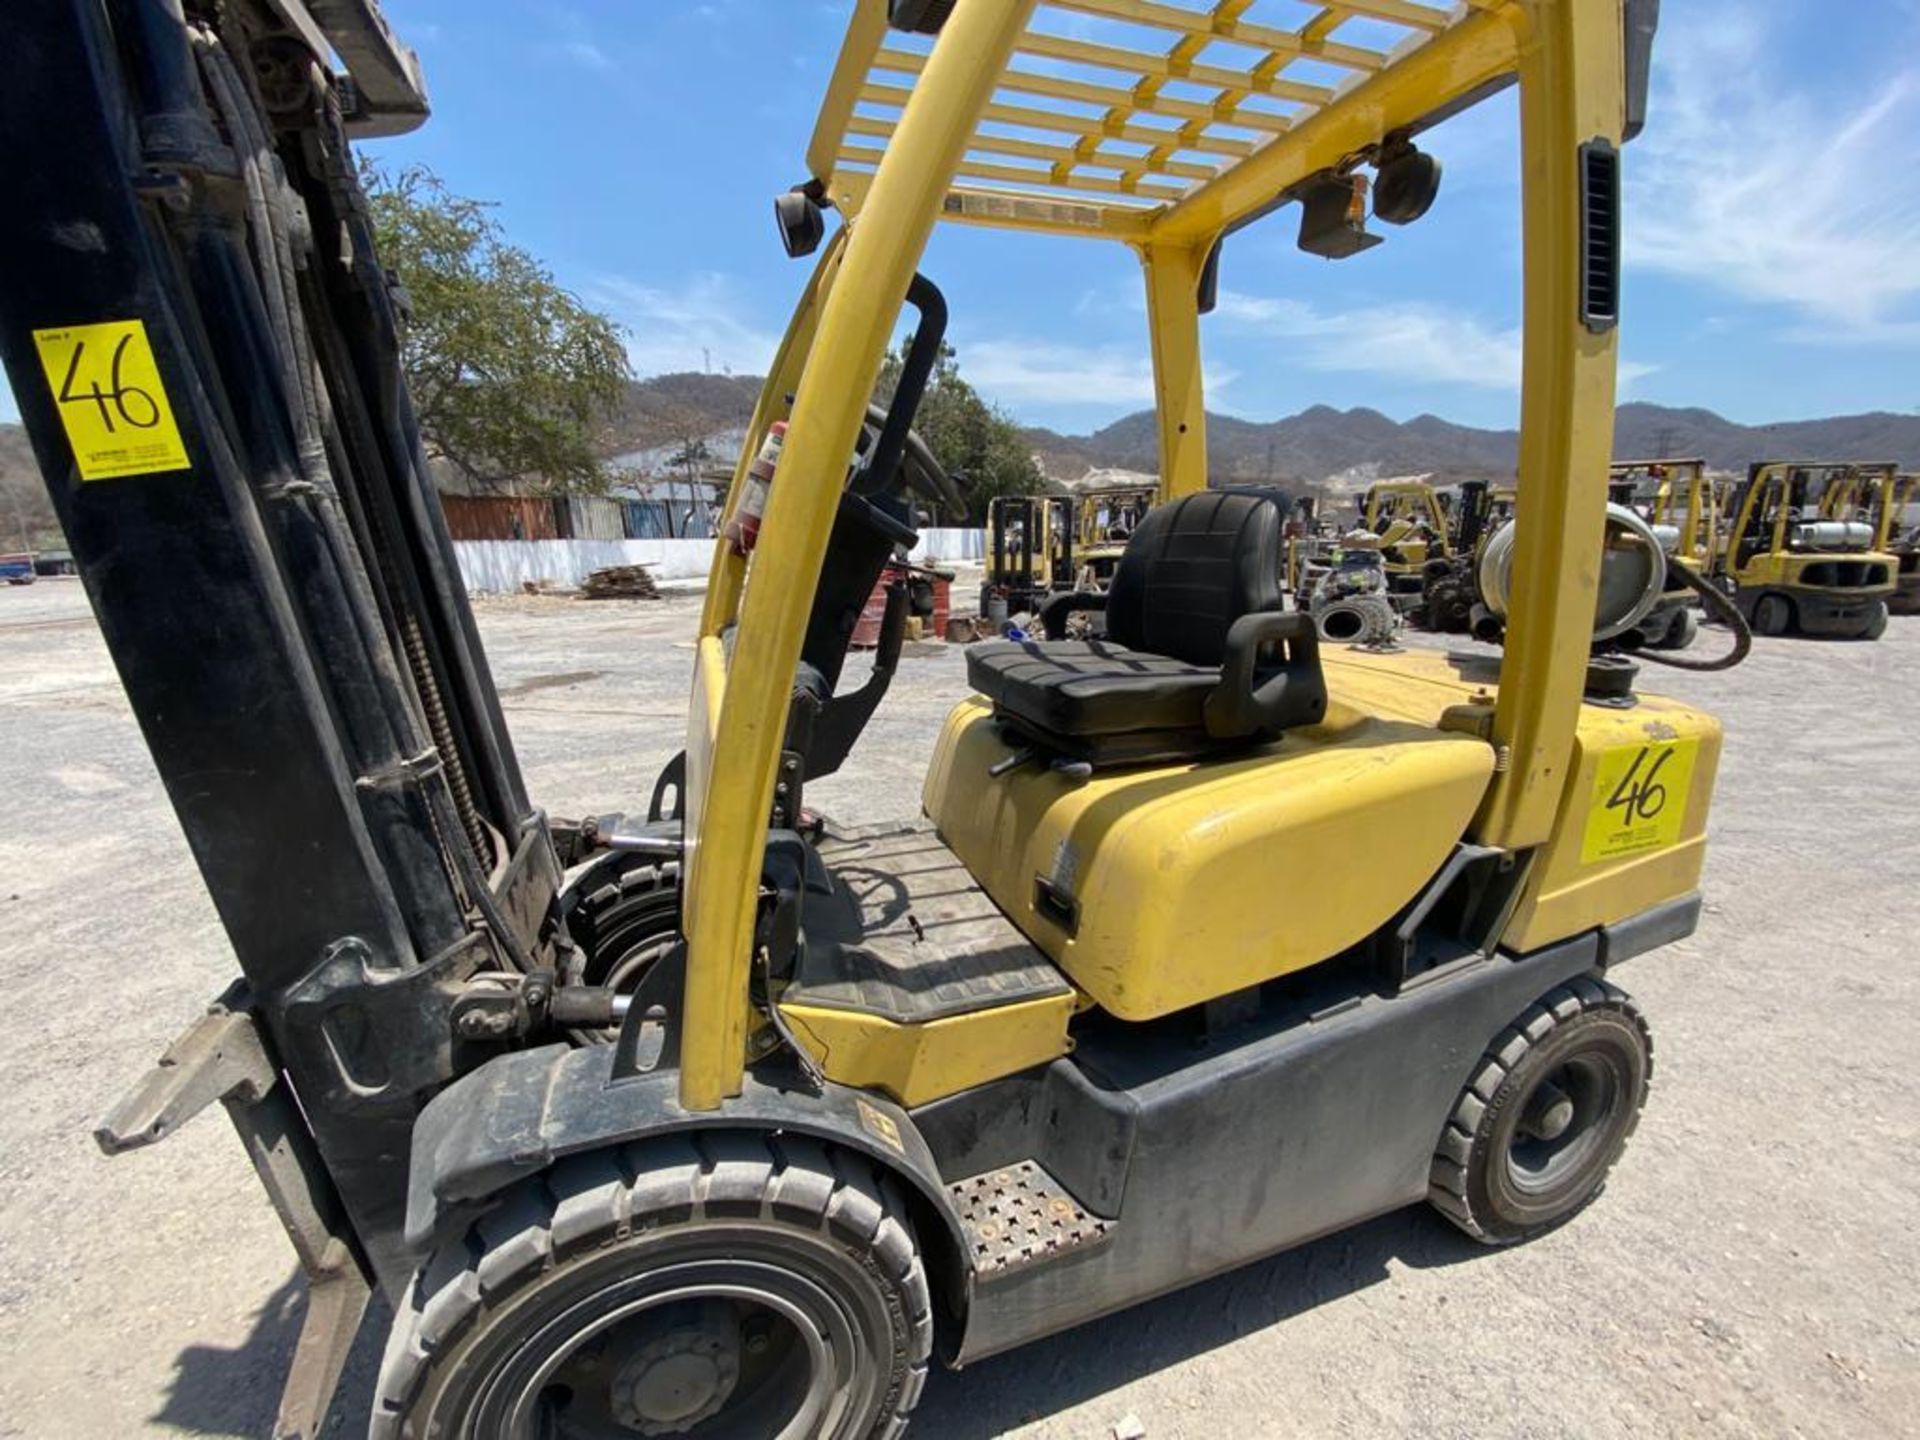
[7,0,1919,436]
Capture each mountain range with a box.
[1022,402,1920,490]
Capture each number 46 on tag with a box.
[1582,738,1699,864]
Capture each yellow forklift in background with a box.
[10,1,1707,1436]
[1363,477,1454,611]
[981,490,1071,621]
[1886,472,1920,615]
[1719,462,1897,638]
[1610,458,1714,649]
[1069,479,1157,591]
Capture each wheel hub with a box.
[1521,1079,1576,1141]
[609,1303,742,1435]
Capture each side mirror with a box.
[775,189,825,259]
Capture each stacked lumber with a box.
[579,564,660,600]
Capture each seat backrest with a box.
[1105,491,1283,666]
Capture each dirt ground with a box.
[1,573,1917,1440]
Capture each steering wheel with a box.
[852,402,964,514]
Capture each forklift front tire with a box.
[1428,979,1651,1246]
[374,1133,932,1440]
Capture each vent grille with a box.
[1579,139,1620,333]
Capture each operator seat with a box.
[967,491,1327,768]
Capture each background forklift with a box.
[1361,477,1453,612]
[1068,479,1157,591]
[2,1,1694,1437]
[1885,472,1920,615]
[1718,461,1897,638]
[980,491,1071,622]
[1609,458,1713,650]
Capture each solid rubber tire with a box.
[372,1133,932,1440]
[1428,978,1651,1246]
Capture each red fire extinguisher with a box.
[725,421,786,556]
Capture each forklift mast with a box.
[0,0,561,1328]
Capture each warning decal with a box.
[31,320,190,481]
[1581,737,1699,864]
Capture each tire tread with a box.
[371,1131,931,1440]
[1426,978,1650,1245]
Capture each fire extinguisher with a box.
[725,421,786,556]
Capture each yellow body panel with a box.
[1505,699,1723,951]
[923,691,1496,1020]
[1316,648,1722,953]
[777,992,1075,1108]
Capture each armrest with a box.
[1039,589,1108,640]
[1204,610,1328,740]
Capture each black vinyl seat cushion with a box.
[966,491,1326,766]
[968,639,1217,737]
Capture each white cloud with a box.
[1215,290,1521,390]
[956,335,1240,411]
[552,39,612,71]
[1211,290,1656,396]
[1627,6,1920,336]
[590,273,781,379]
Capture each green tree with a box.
[877,338,1047,523]
[362,163,630,494]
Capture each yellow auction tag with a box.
[31,319,190,481]
[1582,737,1699,864]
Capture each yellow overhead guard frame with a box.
[682,0,1646,1109]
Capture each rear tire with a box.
[374,1134,932,1440]
[1860,599,1888,640]
[1650,606,1698,650]
[1751,593,1791,636]
[1428,978,1651,1245]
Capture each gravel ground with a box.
[1,574,1916,1440]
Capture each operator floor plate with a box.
[790,823,1070,1024]
[950,1159,1112,1279]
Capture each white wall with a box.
[910,528,986,564]
[452,528,986,594]
[453,538,715,593]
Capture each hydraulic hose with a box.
[1635,564,1753,673]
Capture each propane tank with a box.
[1790,520,1874,551]
[725,421,787,557]
[1479,502,1667,643]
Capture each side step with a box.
[950,1159,1113,1279]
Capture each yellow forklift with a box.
[1069,479,1157,591]
[1610,458,1715,649]
[1887,472,1920,615]
[1718,461,1898,638]
[980,490,1071,621]
[2,1,1702,1436]
[1362,477,1453,611]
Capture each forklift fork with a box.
[97,985,372,1440]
